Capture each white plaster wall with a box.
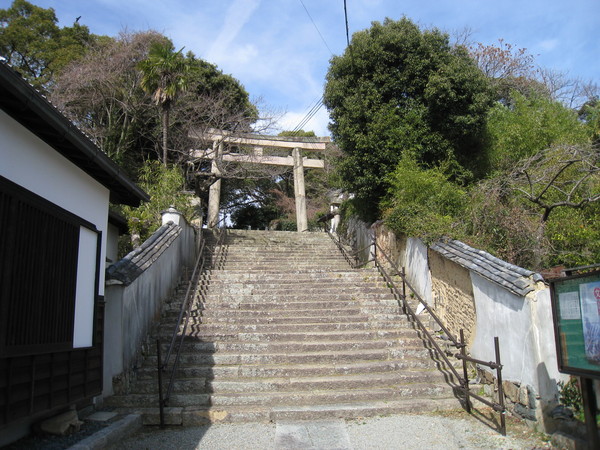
[0,110,110,343]
[470,272,566,399]
[345,217,373,263]
[0,111,110,347]
[106,223,120,265]
[403,237,433,305]
[530,288,568,400]
[103,222,197,396]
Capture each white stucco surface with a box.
[470,272,566,400]
[0,110,110,292]
[1,110,110,348]
[403,237,432,305]
[74,226,99,348]
[103,220,197,396]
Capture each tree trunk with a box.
[532,219,547,271]
[162,107,169,167]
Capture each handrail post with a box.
[156,339,165,428]
[372,234,377,265]
[401,266,407,314]
[494,336,506,436]
[460,329,471,413]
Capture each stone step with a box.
[133,359,443,382]
[118,396,464,426]
[189,305,401,316]
[159,321,411,336]
[141,346,439,366]
[218,250,345,255]
[188,314,370,325]
[218,265,353,272]
[169,303,402,316]
[107,383,455,409]
[218,257,348,263]
[196,298,400,308]
[149,334,423,354]
[193,313,411,325]
[205,271,381,282]
[131,369,447,395]
[155,328,417,343]
[202,278,386,288]
[199,283,390,298]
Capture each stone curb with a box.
[67,414,141,450]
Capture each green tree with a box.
[52,31,256,180]
[51,31,168,176]
[579,97,600,145]
[122,160,197,246]
[0,0,96,92]
[323,17,493,218]
[486,91,590,170]
[382,155,467,243]
[138,42,190,166]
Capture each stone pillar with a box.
[161,205,182,226]
[207,141,223,228]
[293,147,308,232]
[330,204,341,233]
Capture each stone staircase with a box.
[106,229,462,425]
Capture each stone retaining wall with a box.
[338,218,568,431]
[428,250,476,345]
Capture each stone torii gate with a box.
[190,130,329,231]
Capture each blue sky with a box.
[3,0,599,136]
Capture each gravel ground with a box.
[4,419,114,450]
[107,409,554,450]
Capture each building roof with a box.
[106,221,181,285]
[0,61,149,207]
[430,238,544,297]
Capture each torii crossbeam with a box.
[190,129,330,231]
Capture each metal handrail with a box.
[157,223,228,427]
[326,230,374,268]
[372,248,465,385]
[327,230,507,434]
[372,240,462,349]
[328,231,464,382]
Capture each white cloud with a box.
[207,0,261,63]
[537,39,560,53]
[278,107,331,137]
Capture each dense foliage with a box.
[326,17,600,271]
[486,92,590,170]
[0,0,97,92]
[324,17,493,217]
[382,156,467,244]
[121,160,198,246]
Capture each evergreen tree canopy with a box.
[323,17,493,217]
[0,0,97,92]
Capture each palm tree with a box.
[138,42,189,166]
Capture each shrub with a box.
[382,156,467,244]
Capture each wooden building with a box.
[0,61,148,443]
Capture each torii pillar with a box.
[292,147,308,232]
[197,130,329,231]
[207,141,223,228]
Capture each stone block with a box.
[182,408,229,426]
[551,431,587,450]
[39,409,83,436]
[479,368,495,384]
[503,381,519,403]
[514,403,537,421]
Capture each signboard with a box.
[550,270,600,379]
